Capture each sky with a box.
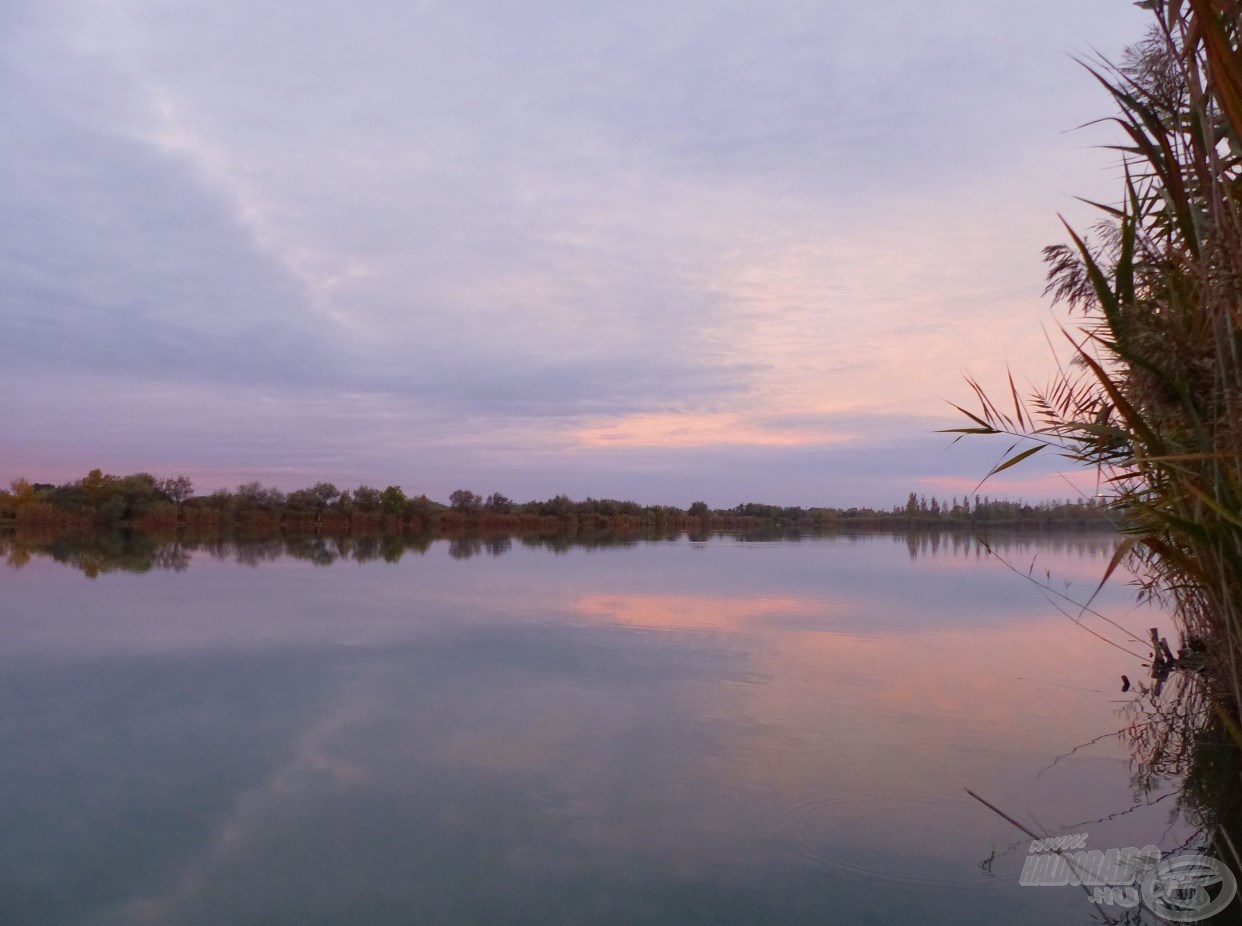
[1,0,1153,508]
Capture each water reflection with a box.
[2,527,1124,577]
[0,531,1209,925]
[901,529,1120,564]
[1121,668,1242,894]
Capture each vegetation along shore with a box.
[0,469,1113,537]
[952,0,1242,878]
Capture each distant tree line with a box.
[890,491,1112,526]
[0,469,1117,536]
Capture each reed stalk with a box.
[951,0,1242,721]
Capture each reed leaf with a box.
[954,0,1242,728]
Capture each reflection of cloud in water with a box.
[95,609,1163,924]
[108,680,379,925]
[0,533,1182,925]
[572,592,832,633]
[83,641,829,924]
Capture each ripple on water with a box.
[792,790,1032,886]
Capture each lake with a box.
[0,531,1187,924]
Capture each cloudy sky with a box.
[2,0,1151,507]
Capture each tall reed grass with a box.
[952,0,1242,717]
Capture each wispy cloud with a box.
[0,0,1150,502]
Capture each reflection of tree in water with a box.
[351,535,381,563]
[0,531,452,573]
[1,535,32,570]
[230,538,286,567]
[449,536,483,560]
[483,536,511,557]
[518,533,650,554]
[152,543,191,572]
[0,528,1130,576]
[447,533,519,556]
[0,531,173,578]
[520,534,572,555]
[283,536,339,567]
[902,530,1121,563]
[381,534,406,563]
[0,525,716,574]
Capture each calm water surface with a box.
[0,532,1184,925]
